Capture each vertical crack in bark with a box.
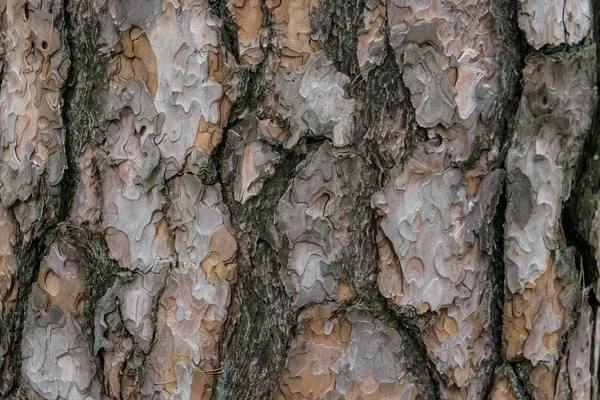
[0,233,48,397]
[503,362,534,399]
[563,2,600,397]
[209,0,240,62]
[316,0,364,76]
[79,234,119,395]
[61,0,106,221]
[208,1,306,395]
[482,4,525,381]
[0,0,75,394]
[60,0,113,395]
[482,178,509,399]
[214,138,302,399]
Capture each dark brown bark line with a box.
[62,0,106,218]
[353,46,447,399]
[0,0,73,396]
[484,0,530,396]
[208,0,316,397]
[0,0,111,397]
[80,233,120,396]
[317,0,364,77]
[61,0,115,395]
[564,38,600,400]
[208,0,300,397]
[209,0,241,63]
[0,234,47,398]
[213,131,304,399]
[501,17,598,400]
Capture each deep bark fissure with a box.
[213,127,304,399]
[503,362,533,400]
[317,0,364,77]
[80,233,119,395]
[60,0,113,395]
[483,1,527,391]
[0,233,47,398]
[214,180,301,398]
[58,0,76,223]
[2,0,599,397]
[209,0,240,62]
[481,179,509,400]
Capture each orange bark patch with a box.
[113,28,158,98]
[266,0,321,70]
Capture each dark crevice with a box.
[61,0,112,395]
[500,362,532,400]
[216,238,297,400]
[205,2,304,396]
[214,150,302,397]
[0,232,49,398]
[488,0,527,167]
[61,0,107,222]
[79,233,120,393]
[360,51,409,173]
[481,175,509,400]
[209,0,240,62]
[345,295,443,399]
[353,71,442,395]
[212,122,304,399]
[316,0,363,76]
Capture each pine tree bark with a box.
[0,0,599,399]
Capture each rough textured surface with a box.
[518,0,591,49]
[22,238,101,400]
[503,249,579,364]
[504,48,596,295]
[0,207,17,315]
[0,0,68,239]
[275,52,356,149]
[566,303,594,399]
[1,0,600,398]
[275,304,422,399]
[277,142,362,308]
[267,0,321,71]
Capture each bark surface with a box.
[0,0,599,399]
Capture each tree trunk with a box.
[0,0,599,398]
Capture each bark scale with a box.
[0,0,599,399]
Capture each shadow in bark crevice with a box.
[212,124,304,399]
[0,233,47,397]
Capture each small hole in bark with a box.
[41,41,48,50]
